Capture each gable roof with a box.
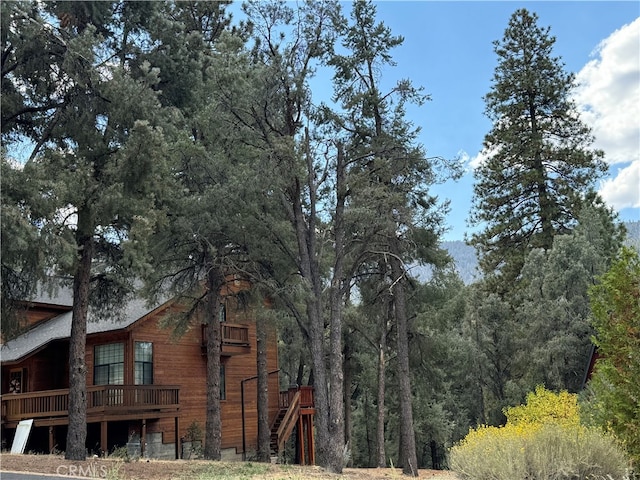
[27,282,74,308]
[0,295,168,364]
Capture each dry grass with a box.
[0,453,459,479]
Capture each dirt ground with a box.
[0,453,460,479]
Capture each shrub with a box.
[588,247,640,470]
[450,386,630,480]
[505,385,580,428]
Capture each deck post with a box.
[297,415,305,465]
[100,421,107,454]
[48,426,54,453]
[306,414,315,465]
[174,416,180,459]
[141,419,146,458]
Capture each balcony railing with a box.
[2,385,179,424]
[201,323,250,356]
[222,323,249,346]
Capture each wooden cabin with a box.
[1,281,315,462]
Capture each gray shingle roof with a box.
[28,282,74,307]
[1,295,165,364]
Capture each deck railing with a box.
[279,385,314,410]
[277,390,301,454]
[202,323,250,351]
[222,324,249,345]
[2,385,179,423]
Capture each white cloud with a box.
[574,18,640,212]
[456,149,470,164]
[455,149,474,173]
[574,18,640,166]
[468,147,497,170]
[599,161,640,209]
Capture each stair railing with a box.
[276,389,301,455]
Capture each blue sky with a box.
[354,1,640,240]
[10,2,637,243]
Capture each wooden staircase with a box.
[270,408,287,454]
[269,386,315,464]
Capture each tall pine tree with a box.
[469,8,607,296]
[2,1,171,459]
[327,0,456,474]
[233,0,347,471]
[139,1,253,460]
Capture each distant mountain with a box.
[441,241,480,284]
[411,241,479,285]
[624,220,640,249]
[413,220,639,285]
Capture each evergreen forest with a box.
[2,1,638,476]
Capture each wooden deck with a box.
[1,385,180,427]
[278,385,314,411]
[271,386,315,465]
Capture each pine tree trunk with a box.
[390,247,419,477]
[296,355,305,387]
[289,176,330,466]
[529,100,554,251]
[474,320,488,425]
[364,392,373,466]
[376,311,387,468]
[343,338,352,467]
[326,314,345,473]
[65,221,94,460]
[256,312,271,462]
[203,263,223,460]
[286,137,326,463]
[325,142,347,473]
[288,132,346,473]
[307,298,330,465]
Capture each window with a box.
[94,343,124,385]
[219,303,226,323]
[220,364,226,400]
[135,342,153,385]
[9,369,25,393]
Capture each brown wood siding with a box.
[132,308,205,446]
[221,294,280,451]
[1,341,68,394]
[2,285,280,456]
[24,308,60,327]
[131,298,280,453]
[30,342,69,391]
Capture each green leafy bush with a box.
[450,386,630,479]
[587,247,640,470]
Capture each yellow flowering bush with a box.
[450,386,630,480]
[504,385,580,428]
